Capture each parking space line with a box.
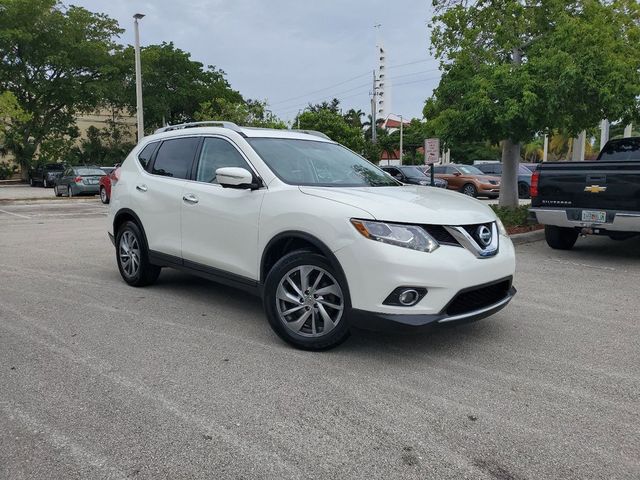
[0,208,31,219]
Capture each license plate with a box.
[581,210,607,223]
[88,179,98,184]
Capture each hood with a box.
[299,185,496,225]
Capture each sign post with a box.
[424,138,440,187]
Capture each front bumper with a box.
[351,284,516,331]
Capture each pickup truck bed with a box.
[530,137,640,249]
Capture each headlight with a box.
[419,180,428,186]
[496,217,508,237]
[350,219,439,253]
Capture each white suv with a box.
[107,122,516,350]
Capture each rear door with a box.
[134,136,201,258]
[180,136,265,280]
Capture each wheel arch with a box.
[260,231,350,300]
[113,208,150,251]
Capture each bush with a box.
[490,204,531,227]
[0,161,17,180]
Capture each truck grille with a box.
[445,279,512,316]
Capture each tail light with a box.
[530,170,539,198]
[74,176,83,183]
[110,167,121,187]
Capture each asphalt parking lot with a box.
[0,200,638,480]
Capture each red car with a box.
[99,165,120,204]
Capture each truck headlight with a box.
[350,219,439,253]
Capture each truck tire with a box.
[545,225,579,250]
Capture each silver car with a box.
[54,166,106,197]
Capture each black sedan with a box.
[28,163,65,188]
[382,165,448,188]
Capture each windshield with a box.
[247,138,400,187]
[46,163,64,170]
[598,138,640,161]
[400,166,427,178]
[458,165,484,175]
[76,168,105,176]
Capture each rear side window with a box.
[433,166,445,174]
[137,142,158,170]
[151,138,200,179]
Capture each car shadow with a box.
[556,234,640,260]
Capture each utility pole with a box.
[600,119,610,150]
[371,70,377,144]
[543,134,548,162]
[399,115,403,165]
[133,13,145,143]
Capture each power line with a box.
[269,58,437,107]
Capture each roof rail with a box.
[292,129,332,140]
[154,121,245,135]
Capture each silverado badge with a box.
[584,185,607,193]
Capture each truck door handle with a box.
[136,184,148,192]
[183,193,199,204]
[586,175,606,183]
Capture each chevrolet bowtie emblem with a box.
[584,185,607,193]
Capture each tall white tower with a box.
[375,27,390,120]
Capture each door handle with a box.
[136,184,148,192]
[183,193,199,204]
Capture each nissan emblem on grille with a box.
[477,225,492,246]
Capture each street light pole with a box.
[399,115,403,165]
[133,13,145,143]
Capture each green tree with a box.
[0,0,123,178]
[114,42,244,130]
[425,0,640,207]
[297,109,364,152]
[195,98,287,129]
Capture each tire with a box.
[461,183,477,197]
[67,186,73,197]
[29,177,35,187]
[518,182,530,199]
[100,186,109,204]
[115,220,161,287]
[263,250,351,350]
[43,178,49,188]
[54,185,62,197]
[545,225,579,250]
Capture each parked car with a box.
[530,137,640,250]
[521,162,539,173]
[433,164,501,198]
[54,166,106,197]
[107,121,516,350]
[99,164,120,204]
[28,163,65,188]
[475,163,533,198]
[381,165,448,188]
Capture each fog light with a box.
[398,289,420,306]
[383,287,427,306]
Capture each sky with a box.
[73,0,442,124]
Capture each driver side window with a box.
[196,137,251,184]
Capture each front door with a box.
[181,136,265,280]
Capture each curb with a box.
[510,228,545,245]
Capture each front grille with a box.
[445,279,511,316]
[462,223,494,246]
[422,225,460,246]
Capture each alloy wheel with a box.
[463,184,476,196]
[119,230,141,278]
[100,188,108,203]
[276,265,344,338]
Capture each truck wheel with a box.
[263,250,351,350]
[545,226,579,250]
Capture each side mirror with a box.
[453,172,462,176]
[216,167,260,190]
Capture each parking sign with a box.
[424,138,440,165]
